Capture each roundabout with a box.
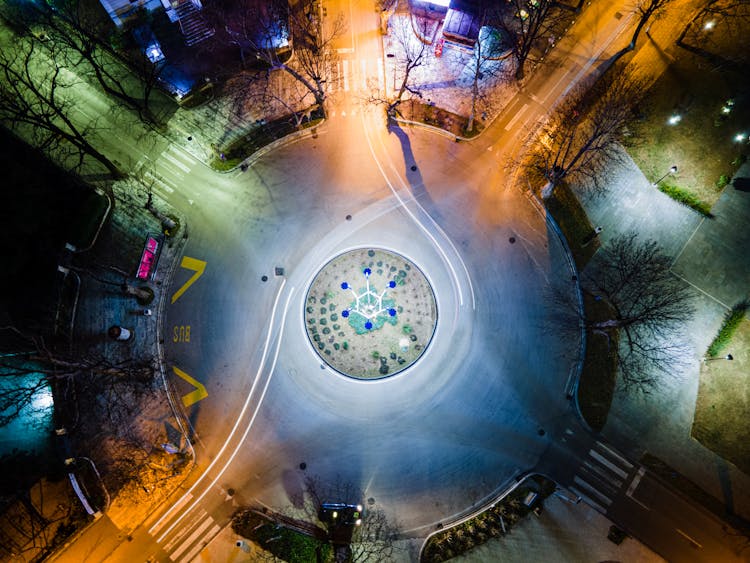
[163,108,582,537]
[304,248,437,379]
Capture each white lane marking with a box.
[163,509,207,550]
[583,460,623,488]
[162,151,191,173]
[504,103,528,131]
[336,47,354,53]
[365,113,477,311]
[154,282,292,543]
[361,58,367,90]
[146,493,192,531]
[574,475,613,506]
[343,59,350,92]
[589,449,628,479]
[676,528,702,549]
[569,485,607,514]
[148,279,286,543]
[377,57,384,92]
[626,467,646,498]
[169,144,197,166]
[144,171,175,193]
[169,516,214,560]
[596,441,634,470]
[179,523,221,562]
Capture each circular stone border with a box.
[304,248,438,380]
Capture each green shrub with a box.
[716,175,730,190]
[706,301,748,357]
[657,182,713,217]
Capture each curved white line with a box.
[361,110,476,311]
[157,286,296,543]
[151,279,288,538]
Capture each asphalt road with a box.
[7,0,746,561]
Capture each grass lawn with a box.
[627,41,749,209]
[545,182,600,271]
[692,318,750,475]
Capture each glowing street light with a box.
[652,165,678,187]
[734,132,747,143]
[704,20,715,31]
[667,114,682,125]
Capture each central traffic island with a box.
[304,248,438,379]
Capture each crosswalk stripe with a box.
[595,441,634,470]
[589,449,628,479]
[169,516,214,560]
[148,494,193,535]
[574,475,613,506]
[569,485,608,514]
[163,509,208,552]
[582,459,624,488]
[178,523,221,563]
[144,171,175,193]
[162,151,191,173]
[169,145,197,166]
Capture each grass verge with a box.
[396,99,483,138]
[657,181,713,217]
[421,475,556,562]
[692,317,750,475]
[544,182,599,271]
[706,301,748,357]
[210,110,324,171]
[232,510,332,563]
[577,293,619,432]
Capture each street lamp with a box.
[652,165,677,187]
[702,354,733,362]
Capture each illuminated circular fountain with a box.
[304,248,437,379]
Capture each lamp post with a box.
[653,165,677,187]
[701,354,733,362]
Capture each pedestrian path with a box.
[569,438,637,514]
[146,494,222,562]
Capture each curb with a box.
[233,120,327,172]
[417,471,544,561]
[74,188,112,253]
[524,187,589,432]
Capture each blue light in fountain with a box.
[340,267,399,333]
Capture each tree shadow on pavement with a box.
[387,120,445,224]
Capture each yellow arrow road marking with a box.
[171,257,207,304]
[172,366,208,407]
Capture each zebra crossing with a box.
[568,439,636,514]
[328,55,385,97]
[146,493,222,562]
[136,144,198,201]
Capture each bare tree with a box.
[466,26,512,133]
[491,0,569,80]
[0,39,123,178]
[209,0,345,116]
[386,14,431,115]
[232,475,401,562]
[6,0,166,123]
[676,0,750,69]
[525,72,647,199]
[579,233,694,392]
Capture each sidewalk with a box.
[50,180,194,559]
